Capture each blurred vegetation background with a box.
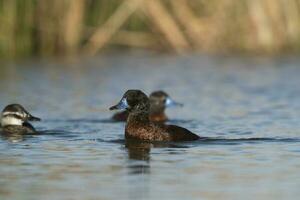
[0,0,300,59]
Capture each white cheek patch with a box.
[1,116,23,126]
[2,111,26,118]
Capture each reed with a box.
[0,0,300,59]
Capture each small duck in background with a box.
[110,90,200,142]
[0,104,41,134]
[112,90,183,122]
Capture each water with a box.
[1,53,300,200]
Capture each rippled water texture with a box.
[1,53,300,200]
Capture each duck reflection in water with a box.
[125,139,191,200]
[0,132,28,142]
[125,139,152,174]
[125,138,188,174]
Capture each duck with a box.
[111,90,182,122]
[0,104,41,134]
[110,90,200,142]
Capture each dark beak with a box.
[109,98,129,111]
[109,104,119,110]
[28,115,41,121]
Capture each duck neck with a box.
[127,104,150,125]
[149,105,167,122]
[127,111,149,124]
[150,105,165,114]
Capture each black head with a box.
[1,104,41,126]
[149,90,183,109]
[110,90,150,112]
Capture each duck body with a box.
[125,121,199,142]
[1,123,36,135]
[110,90,200,142]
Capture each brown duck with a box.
[110,90,200,142]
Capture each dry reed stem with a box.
[36,0,62,56]
[280,0,300,45]
[83,0,142,56]
[170,0,204,49]
[265,0,285,49]
[247,0,275,51]
[143,0,190,53]
[0,0,16,57]
[111,30,158,48]
[62,0,85,55]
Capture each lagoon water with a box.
[0,53,300,200]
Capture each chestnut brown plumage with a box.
[110,90,199,142]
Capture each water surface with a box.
[1,53,300,200]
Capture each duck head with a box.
[110,90,150,113]
[1,104,40,127]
